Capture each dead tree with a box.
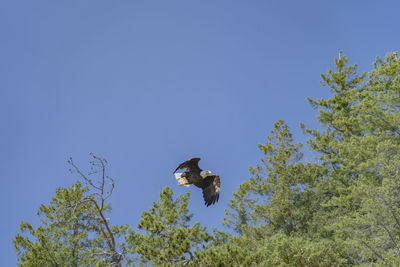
[68,153,125,266]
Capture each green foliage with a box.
[222,51,400,265]
[303,52,400,264]
[341,141,400,265]
[14,51,400,266]
[14,155,128,266]
[195,228,345,267]
[125,187,211,266]
[224,120,321,236]
[14,182,105,266]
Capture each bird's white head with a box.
[200,170,211,178]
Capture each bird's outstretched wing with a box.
[200,175,220,206]
[173,157,201,173]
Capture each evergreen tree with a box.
[14,51,400,266]
[14,154,128,266]
[125,187,211,266]
[224,120,321,236]
[219,120,343,266]
[303,52,400,264]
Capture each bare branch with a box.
[67,154,122,266]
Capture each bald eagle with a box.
[173,158,220,207]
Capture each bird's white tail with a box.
[174,173,190,187]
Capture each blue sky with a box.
[1,1,399,264]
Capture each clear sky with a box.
[1,1,399,264]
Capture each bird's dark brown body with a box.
[174,157,220,206]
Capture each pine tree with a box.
[224,120,320,235]
[14,51,400,266]
[125,187,211,266]
[14,154,128,266]
[303,52,400,264]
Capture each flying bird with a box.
[174,157,220,206]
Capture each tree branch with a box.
[68,154,122,266]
